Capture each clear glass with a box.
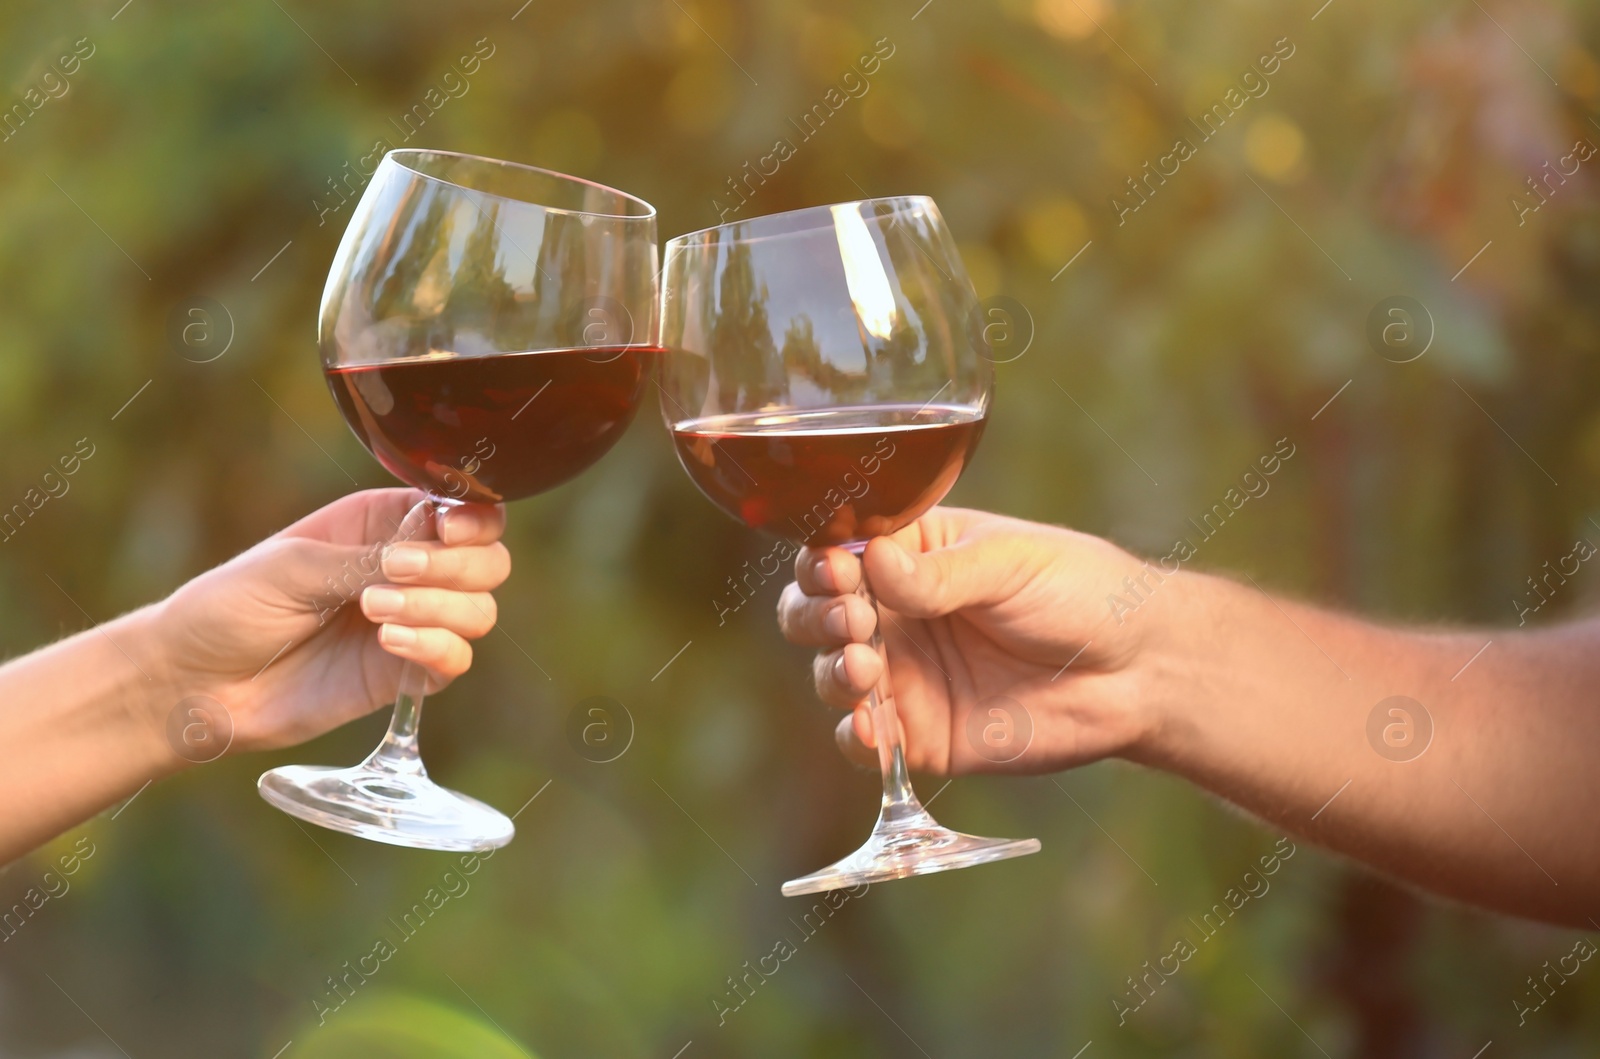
[258,150,658,851]
[659,197,1040,895]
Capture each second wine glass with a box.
[659,196,1041,895]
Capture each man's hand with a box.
[776,506,1168,775]
[780,503,1600,927]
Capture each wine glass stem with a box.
[360,494,444,780]
[856,560,926,825]
[366,660,429,777]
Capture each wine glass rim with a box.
[664,195,936,248]
[385,149,657,220]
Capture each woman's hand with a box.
[149,488,511,756]
[776,506,1174,775]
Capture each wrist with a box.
[1118,567,1224,769]
[109,601,199,779]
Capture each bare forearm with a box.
[1133,571,1600,925]
[0,605,183,861]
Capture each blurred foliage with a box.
[290,991,538,1059]
[2,0,1600,1055]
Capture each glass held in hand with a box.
[258,150,659,851]
[658,197,1040,895]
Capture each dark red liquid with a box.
[671,405,986,548]
[327,347,656,503]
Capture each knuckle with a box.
[487,542,512,579]
[776,583,802,634]
[816,651,855,706]
[413,627,444,659]
[258,536,304,563]
[809,597,833,636]
[793,591,819,633]
[264,536,330,574]
[468,594,498,637]
[419,628,454,663]
[811,652,834,696]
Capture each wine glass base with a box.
[781,815,1041,897]
[258,764,514,852]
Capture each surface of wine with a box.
[671,404,985,547]
[328,347,655,503]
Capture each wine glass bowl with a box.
[258,150,658,851]
[324,346,652,505]
[670,404,986,550]
[659,197,1040,894]
[321,150,657,506]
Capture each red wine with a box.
[671,404,986,548]
[327,347,656,503]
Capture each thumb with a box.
[252,537,386,615]
[862,534,998,619]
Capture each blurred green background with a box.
[3,0,1600,1055]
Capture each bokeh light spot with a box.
[1245,113,1308,184]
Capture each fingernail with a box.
[886,539,915,575]
[363,587,405,619]
[443,507,482,544]
[832,654,848,685]
[813,554,838,592]
[380,623,417,648]
[382,545,427,577]
[823,601,850,640]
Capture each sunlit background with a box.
[3,0,1600,1055]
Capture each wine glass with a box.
[258,149,658,850]
[658,196,1041,895]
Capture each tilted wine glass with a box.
[659,196,1041,895]
[258,149,658,850]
